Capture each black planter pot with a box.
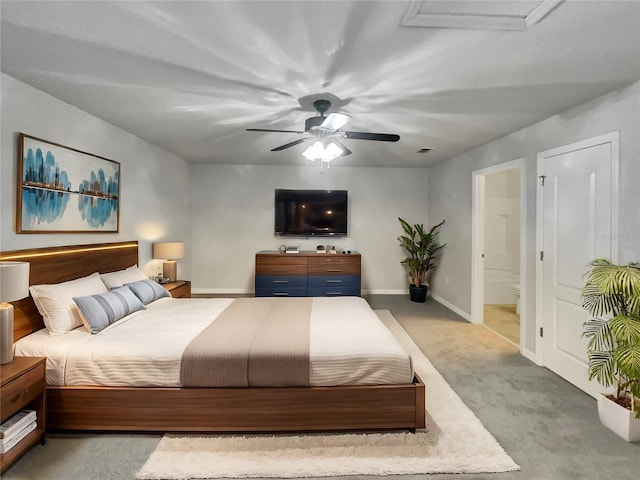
[409,284,428,303]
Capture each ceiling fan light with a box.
[322,142,343,161]
[302,141,324,161]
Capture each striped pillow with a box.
[125,279,171,305]
[73,286,146,334]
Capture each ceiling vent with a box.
[401,0,563,30]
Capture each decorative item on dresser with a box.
[152,241,185,283]
[0,356,46,474]
[255,251,361,297]
[164,280,191,298]
[0,262,30,364]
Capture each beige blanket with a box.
[180,298,312,387]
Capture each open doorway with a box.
[471,159,526,350]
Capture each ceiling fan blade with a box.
[332,139,352,156]
[343,131,400,142]
[247,128,305,134]
[271,137,311,151]
[319,113,351,132]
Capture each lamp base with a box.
[0,303,14,364]
[163,261,177,283]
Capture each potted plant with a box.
[398,218,446,303]
[581,259,640,442]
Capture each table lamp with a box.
[152,241,184,283]
[0,262,30,364]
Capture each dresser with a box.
[255,251,361,297]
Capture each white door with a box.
[537,133,618,398]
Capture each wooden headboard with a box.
[0,241,138,341]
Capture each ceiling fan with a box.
[246,99,400,157]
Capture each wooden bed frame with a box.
[1,241,425,433]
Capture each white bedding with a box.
[14,296,414,387]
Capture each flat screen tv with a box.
[275,189,348,237]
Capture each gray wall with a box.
[4,71,638,355]
[427,80,640,354]
[1,74,192,278]
[190,164,429,294]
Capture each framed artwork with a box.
[17,133,120,233]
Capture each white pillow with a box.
[30,272,108,336]
[100,265,147,290]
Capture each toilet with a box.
[512,284,521,315]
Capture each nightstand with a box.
[0,357,46,474]
[164,280,191,298]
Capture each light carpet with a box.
[136,310,519,479]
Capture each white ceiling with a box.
[1,1,639,168]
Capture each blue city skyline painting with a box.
[18,134,120,233]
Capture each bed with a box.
[2,241,425,433]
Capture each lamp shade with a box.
[153,242,185,260]
[0,262,30,303]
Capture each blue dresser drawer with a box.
[308,275,360,288]
[308,275,361,296]
[255,287,308,297]
[307,285,360,297]
[255,275,307,288]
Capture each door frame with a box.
[471,158,527,354]
[535,132,620,367]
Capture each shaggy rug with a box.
[136,310,519,479]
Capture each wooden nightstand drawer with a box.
[165,281,191,298]
[1,364,45,421]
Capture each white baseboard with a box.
[521,347,541,365]
[361,289,407,295]
[431,293,472,322]
[193,289,409,296]
[192,288,252,295]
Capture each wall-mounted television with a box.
[275,189,348,237]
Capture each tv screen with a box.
[275,189,348,236]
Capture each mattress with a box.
[14,296,414,387]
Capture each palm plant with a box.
[582,259,640,418]
[398,218,446,287]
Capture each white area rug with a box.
[136,310,519,479]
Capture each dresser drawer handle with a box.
[326,292,343,296]
[326,280,342,284]
[327,269,342,273]
[272,280,289,284]
[273,292,289,296]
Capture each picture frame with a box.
[17,133,120,233]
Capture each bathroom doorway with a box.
[471,160,525,350]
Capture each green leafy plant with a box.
[398,218,446,287]
[582,259,640,418]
